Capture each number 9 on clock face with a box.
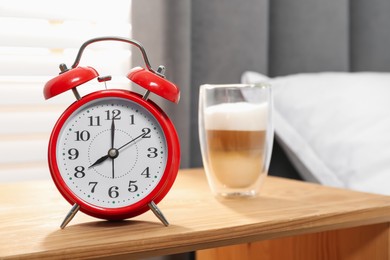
[48,90,179,220]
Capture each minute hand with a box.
[117,132,147,151]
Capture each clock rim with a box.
[48,89,180,220]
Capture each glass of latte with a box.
[199,83,273,198]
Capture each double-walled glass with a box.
[199,83,273,198]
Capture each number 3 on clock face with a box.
[48,90,180,220]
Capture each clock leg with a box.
[148,201,169,226]
[60,203,80,229]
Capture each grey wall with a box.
[350,0,390,71]
[190,0,269,167]
[269,0,349,75]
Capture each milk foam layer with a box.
[204,102,268,131]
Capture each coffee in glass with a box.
[199,84,273,198]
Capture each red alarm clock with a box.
[44,37,180,229]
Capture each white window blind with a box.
[0,0,132,182]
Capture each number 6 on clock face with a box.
[48,90,180,221]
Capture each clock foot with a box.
[148,201,169,226]
[60,203,80,229]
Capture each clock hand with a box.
[88,154,109,169]
[117,131,147,151]
[111,159,115,179]
[111,118,115,149]
[111,118,115,178]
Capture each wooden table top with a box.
[1,168,390,259]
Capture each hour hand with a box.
[88,154,109,168]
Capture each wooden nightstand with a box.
[1,168,390,259]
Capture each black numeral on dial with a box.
[75,130,90,141]
[89,182,98,193]
[147,147,158,158]
[74,166,85,178]
[105,109,121,120]
[108,186,119,198]
[68,148,79,160]
[141,167,151,178]
[128,180,138,192]
[142,127,151,138]
[88,116,101,126]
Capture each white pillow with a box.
[242,71,390,195]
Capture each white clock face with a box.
[56,97,168,208]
